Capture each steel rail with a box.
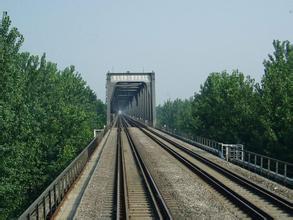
[120,122,129,220]
[115,117,127,219]
[120,116,172,219]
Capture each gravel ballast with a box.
[130,127,238,219]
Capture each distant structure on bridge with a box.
[106,71,156,126]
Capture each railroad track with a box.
[115,116,172,219]
[126,116,293,219]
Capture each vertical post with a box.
[151,71,156,126]
[49,190,52,215]
[284,164,287,182]
[276,161,279,174]
[268,159,270,171]
[68,169,72,186]
[138,91,141,119]
[67,172,70,189]
[62,177,65,196]
[57,181,60,202]
[144,86,146,121]
[75,164,78,178]
[145,86,148,123]
[36,203,39,220]
[106,73,111,125]
[226,145,229,161]
[70,168,74,183]
[64,176,67,192]
[254,155,257,172]
[70,168,73,184]
[53,184,57,205]
[60,179,63,199]
[43,197,46,219]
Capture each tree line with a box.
[157,40,293,163]
[0,14,106,219]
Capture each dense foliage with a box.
[156,98,195,136]
[0,15,106,219]
[157,40,293,163]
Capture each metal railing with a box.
[220,143,244,161]
[19,127,109,220]
[232,150,293,185]
[155,127,223,156]
[155,126,293,186]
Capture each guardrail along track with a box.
[19,128,109,220]
[126,116,293,219]
[117,116,172,219]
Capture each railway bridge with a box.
[106,71,156,126]
[19,72,293,220]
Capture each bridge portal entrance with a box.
[106,72,156,126]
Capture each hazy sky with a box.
[1,0,293,104]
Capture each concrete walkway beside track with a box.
[52,129,112,220]
[73,128,117,219]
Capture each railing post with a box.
[49,190,52,216]
[68,171,71,187]
[63,177,66,193]
[53,184,57,205]
[254,155,257,171]
[66,173,70,190]
[36,203,39,220]
[276,161,279,174]
[284,164,287,182]
[59,180,63,199]
[57,182,60,203]
[43,196,46,219]
[67,173,70,190]
[69,169,72,184]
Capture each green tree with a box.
[0,14,106,219]
[156,98,195,136]
[260,40,293,161]
[0,13,27,218]
[191,71,259,148]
